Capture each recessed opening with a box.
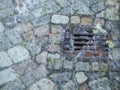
[63,25,109,59]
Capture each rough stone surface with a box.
[51,25,62,34]
[0,8,14,19]
[35,51,48,65]
[0,22,5,34]
[12,60,37,76]
[58,7,74,15]
[34,25,49,37]
[72,1,93,15]
[48,53,60,60]
[92,62,99,71]
[49,34,61,44]
[106,0,118,6]
[108,72,120,90]
[110,48,120,60]
[109,60,120,72]
[5,29,23,45]
[94,18,105,26]
[92,62,108,72]
[0,79,25,90]
[32,14,51,27]
[50,72,72,84]
[75,72,88,84]
[89,77,111,90]
[31,0,60,18]
[0,34,12,51]
[14,23,33,33]
[96,11,105,18]
[26,39,41,57]
[62,81,76,90]
[22,31,35,41]
[75,62,90,71]
[29,78,57,90]
[55,0,70,7]
[0,0,119,90]
[105,8,119,20]
[81,17,92,25]
[79,83,89,90]
[0,51,12,68]
[86,72,106,81]
[22,65,48,86]
[2,16,17,28]
[63,60,73,69]
[51,15,69,24]
[48,59,62,70]
[70,16,80,24]
[8,45,31,63]
[46,1,60,13]
[91,1,105,13]
[0,68,18,85]
[48,44,60,53]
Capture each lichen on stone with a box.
[93,23,107,34]
[106,40,115,48]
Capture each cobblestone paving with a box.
[0,0,120,90]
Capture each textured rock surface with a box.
[0,0,119,90]
[75,72,88,84]
[0,22,5,34]
[89,77,111,90]
[70,16,80,24]
[0,79,25,90]
[0,68,18,85]
[8,45,31,63]
[51,14,69,24]
[75,62,90,71]
[34,25,49,37]
[62,81,76,90]
[0,51,12,68]
[29,78,57,90]
[35,51,48,64]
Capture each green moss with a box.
[50,58,56,65]
[42,6,50,12]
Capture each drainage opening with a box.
[63,25,109,59]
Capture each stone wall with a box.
[0,0,120,90]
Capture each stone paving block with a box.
[75,62,90,71]
[21,65,49,87]
[75,72,88,84]
[70,16,80,24]
[32,14,51,27]
[0,34,12,51]
[0,51,12,68]
[89,77,111,90]
[51,14,69,24]
[34,25,49,37]
[8,45,31,63]
[81,17,92,25]
[55,0,70,7]
[35,51,48,65]
[0,79,25,90]
[51,25,62,34]
[0,68,18,85]
[29,78,58,90]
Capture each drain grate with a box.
[63,25,109,59]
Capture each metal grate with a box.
[63,25,109,59]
